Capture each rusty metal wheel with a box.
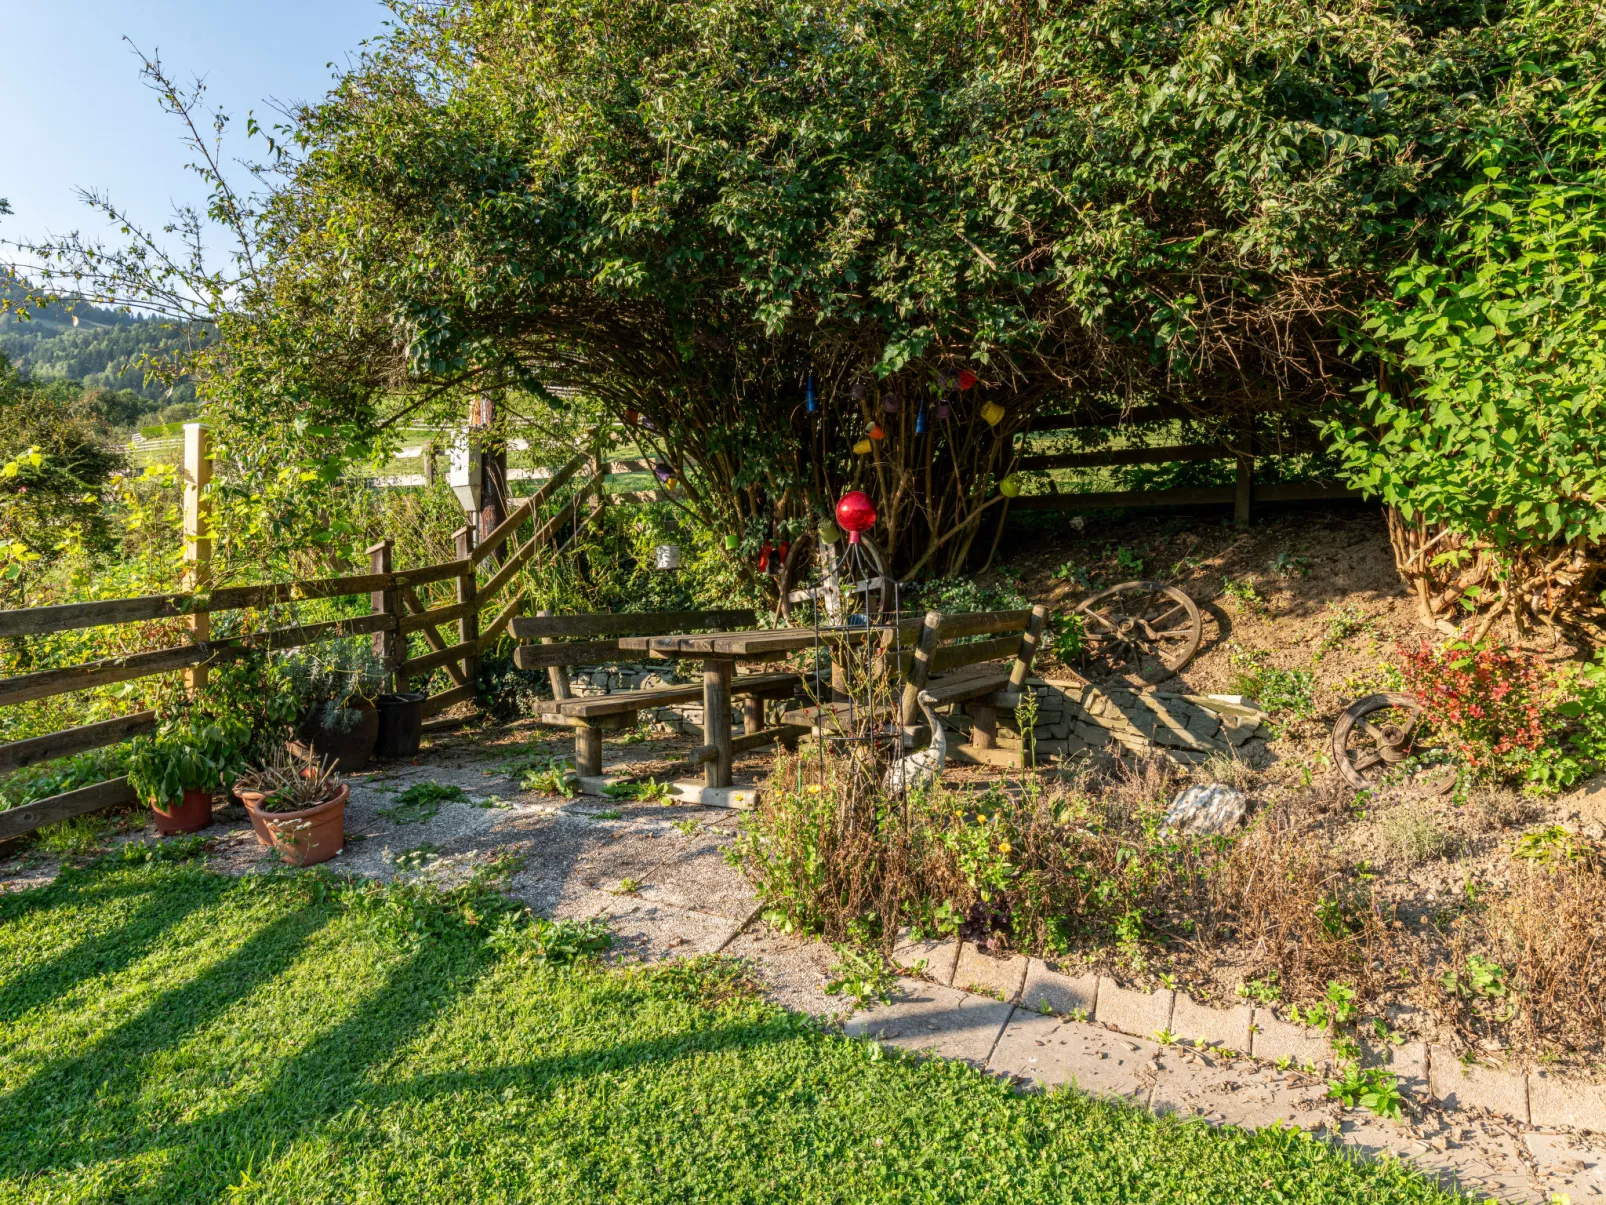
[777,531,892,626]
[1331,692,1457,795]
[1075,581,1203,684]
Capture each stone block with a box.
[1075,723,1111,747]
[1221,714,1260,746]
[1094,980,1174,1039]
[988,1010,1159,1105]
[1019,960,1099,1017]
[1429,1047,1530,1123]
[844,979,1014,1069]
[1170,993,1252,1053]
[1359,1039,1429,1101]
[1250,1013,1334,1073]
[890,935,959,985]
[1528,1071,1606,1132]
[952,945,1028,1002]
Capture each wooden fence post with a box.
[1234,414,1254,529]
[181,423,212,692]
[454,526,480,692]
[368,540,399,692]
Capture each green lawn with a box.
[0,846,1468,1204]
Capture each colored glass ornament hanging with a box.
[999,473,1022,498]
[853,437,873,455]
[883,391,900,415]
[980,401,1006,426]
[958,369,977,391]
[935,400,952,420]
[868,424,885,441]
[805,375,818,414]
[835,491,877,544]
[652,462,674,485]
[724,533,740,550]
[777,539,790,569]
[817,520,842,545]
[757,540,773,572]
[851,380,867,402]
[624,407,639,425]
[914,404,928,435]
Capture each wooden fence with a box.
[1017,410,1357,525]
[0,429,602,844]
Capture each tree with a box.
[221,0,1582,577]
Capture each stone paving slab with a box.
[1171,993,1252,1053]
[891,936,959,984]
[1431,1047,1532,1123]
[1019,959,1098,1018]
[1251,1013,1335,1073]
[843,979,1014,1069]
[1095,980,1173,1038]
[1530,1072,1606,1132]
[1525,1130,1606,1201]
[952,946,1027,1002]
[989,1010,1157,1106]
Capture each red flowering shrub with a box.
[1396,641,1560,782]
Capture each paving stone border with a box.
[889,936,1606,1138]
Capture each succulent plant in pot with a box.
[235,747,348,866]
[280,637,389,772]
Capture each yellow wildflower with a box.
[999,841,1013,854]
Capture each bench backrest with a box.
[510,609,757,669]
[889,606,1049,722]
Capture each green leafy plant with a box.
[613,877,642,895]
[824,945,899,1009]
[593,809,624,821]
[1229,647,1315,720]
[1327,1066,1404,1119]
[520,758,579,798]
[1439,954,1510,1001]
[378,780,467,825]
[1512,824,1601,869]
[125,713,248,810]
[483,911,613,966]
[1268,551,1310,579]
[1220,578,1266,615]
[393,844,441,872]
[1236,974,1281,1005]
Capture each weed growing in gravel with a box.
[1220,576,1267,613]
[379,781,467,824]
[393,844,440,871]
[672,818,700,836]
[519,757,579,797]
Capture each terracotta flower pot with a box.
[152,788,214,835]
[290,700,379,773]
[242,782,349,867]
[234,787,275,846]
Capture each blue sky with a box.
[2,0,388,250]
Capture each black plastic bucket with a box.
[375,692,427,759]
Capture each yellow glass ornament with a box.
[980,401,1006,426]
[853,438,873,455]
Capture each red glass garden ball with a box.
[957,369,977,391]
[835,491,877,544]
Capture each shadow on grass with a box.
[0,873,230,1027]
[0,899,338,1176]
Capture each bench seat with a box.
[541,672,802,721]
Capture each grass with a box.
[0,849,1472,1204]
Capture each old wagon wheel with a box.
[778,530,893,626]
[1331,692,1457,795]
[1075,581,1202,684]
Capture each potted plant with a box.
[126,715,246,835]
[281,637,389,772]
[235,747,349,866]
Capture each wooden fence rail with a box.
[0,444,602,845]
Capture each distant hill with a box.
[0,277,211,405]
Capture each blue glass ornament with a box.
[805,375,817,414]
[914,404,928,435]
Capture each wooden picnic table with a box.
[616,624,914,787]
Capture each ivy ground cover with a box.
[0,848,1471,1204]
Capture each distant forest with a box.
[0,276,209,414]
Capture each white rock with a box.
[1163,784,1248,836]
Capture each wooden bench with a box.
[905,604,1049,765]
[509,610,805,777]
[778,607,1048,766]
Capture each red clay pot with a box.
[242,783,349,867]
[152,788,214,836]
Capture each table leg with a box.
[703,658,733,788]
